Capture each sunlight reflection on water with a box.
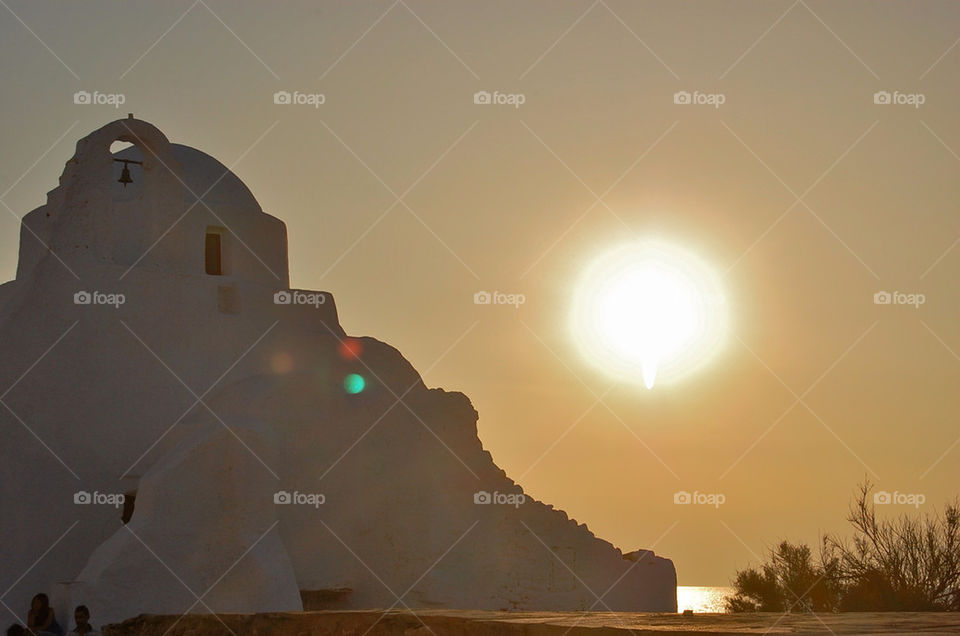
[677,586,734,613]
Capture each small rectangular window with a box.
[121,492,136,524]
[205,232,222,275]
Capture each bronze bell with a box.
[113,157,142,188]
[118,163,133,187]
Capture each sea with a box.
[676,586,734,613]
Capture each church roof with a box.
[114,142,263,212]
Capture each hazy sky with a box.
[2,1,959,585]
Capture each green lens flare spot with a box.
[343,373,365,394]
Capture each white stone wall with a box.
[0,118,675,628]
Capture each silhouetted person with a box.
[67,606,96,636]
[6,624,25,636]
[26,594,62,636]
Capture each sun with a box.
[570,240,726,389]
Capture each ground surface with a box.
[101,609,960,635]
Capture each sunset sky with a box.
[2,1,959,586]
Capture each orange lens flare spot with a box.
[338,338,363,360]
[270,352,294,374]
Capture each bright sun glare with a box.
[571,241,726,389]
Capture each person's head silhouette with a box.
[72,605,92,634]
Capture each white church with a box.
[0,116,676,626]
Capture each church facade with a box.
[0,117,676,626]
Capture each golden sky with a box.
[1,0,959,585]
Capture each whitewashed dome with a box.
[114,142,262,212]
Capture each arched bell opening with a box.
[110,139,145,201]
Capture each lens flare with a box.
[571,240,726,389]
[270,352,294,375]
[343,373,366,394]
[338,338,363,360]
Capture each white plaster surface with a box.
[0,118,676,627]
